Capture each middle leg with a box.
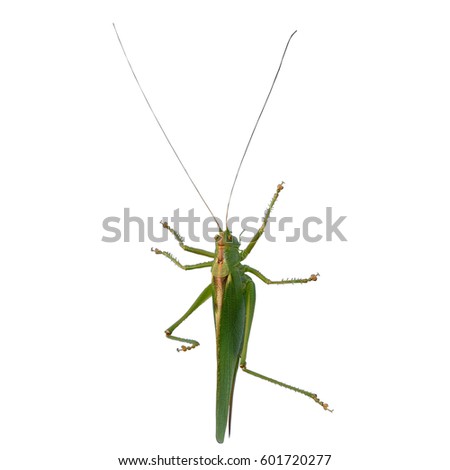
[244,265,319,284]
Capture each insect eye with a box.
[214,234,220,241]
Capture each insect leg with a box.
[239,276,331,412]
[161,220,215,258]
[165,284,212,352]
[244,265,319,284]
[241,366,332,412]
[239,275,256,369]
[240,182,285,261]
[152,248,213,271]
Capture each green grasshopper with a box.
[114,25,332,443]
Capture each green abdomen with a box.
[212,272,245,443]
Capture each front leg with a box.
[244,265,319,284]
[161,221,215,258]
[152,248,213,271]
[240,182,284,261]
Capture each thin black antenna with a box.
[225,30,297,227]
[113,24,222,230]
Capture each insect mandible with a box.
[113,25,332,443]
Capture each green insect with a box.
[114,25,332,443]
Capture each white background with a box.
[1,1,449,469]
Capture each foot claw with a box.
[177,344,198,352]
[312,394,333,412]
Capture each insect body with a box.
[114,25,332,443]
[153,184,330,443]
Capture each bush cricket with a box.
[113,25,332,443]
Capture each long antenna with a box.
[225,30,297,227]
[113,24,222,230]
